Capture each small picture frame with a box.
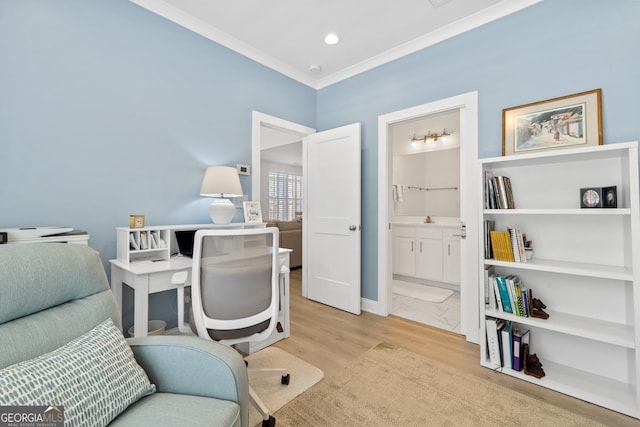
[129,214,145,228]
[602,186,617,208]
[580,188,602,208]
[243,201,263,223]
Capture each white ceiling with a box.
[130,0,541,89]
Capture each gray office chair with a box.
[187,227,290,427]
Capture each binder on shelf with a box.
[512,328,530,371]
[485,317,502,367]
[501,321,512,369]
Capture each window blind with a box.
[268,170,303,221]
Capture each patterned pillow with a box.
[0,319,155,427]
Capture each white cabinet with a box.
[393,226,416,276]
[392,225,460,284]
[478,142,640,419]
[443,229,461,284]
[415,228,443,281]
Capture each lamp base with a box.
[208,198,236,224]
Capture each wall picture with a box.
[502,89,602,156]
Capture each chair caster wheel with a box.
[262,415,276,427]
[281,374,290,385]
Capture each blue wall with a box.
[0,1,316,330]
[2,0,639,322]
[317,0,640,300]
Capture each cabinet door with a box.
[415,236,443,281]
[393,235,416,276]
[443,230,460,284]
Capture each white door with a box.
[303,123,361,314]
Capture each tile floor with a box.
[391,286,461,333]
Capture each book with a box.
[484,220,495,259]
[515,228,527,263]
[508,228,521,262]
[492,176,514,209]
[506,275,520,316]
[512,328,530,371]
[491,275,503,312]
[495,276,513,314]
[489,231,514,262]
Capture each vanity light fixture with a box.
[411,128,453,143]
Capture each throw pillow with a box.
[0,319,155,427]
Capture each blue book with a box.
[495,276,513,314]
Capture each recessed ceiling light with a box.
[308,64,322,73]
[324,33,340,45]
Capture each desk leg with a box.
[133,275,150,338]
[110,265,124,329]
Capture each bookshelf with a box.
[478,142,640,418]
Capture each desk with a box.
[109,249,291,354]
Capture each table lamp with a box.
[200,166,243,224]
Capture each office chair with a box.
[186,227,290,427]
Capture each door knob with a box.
[349,225,357,231]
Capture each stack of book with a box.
[486,318,530,370]
[487,274,533,317]
[488,228,527,262]
[484,172,515,209]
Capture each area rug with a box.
[245,347,324,427]
[273,342,605,426]
[393,279,453,303]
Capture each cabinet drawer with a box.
[393,225,415,238]
[416,227,442,239]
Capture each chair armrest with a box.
[127,335,249,423]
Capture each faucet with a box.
[424,216,433,223]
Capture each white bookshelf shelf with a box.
[479,141,640,419]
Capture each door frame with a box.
[251,111,316,204]
[377,91,480,344]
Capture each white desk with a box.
[109,249,291,354]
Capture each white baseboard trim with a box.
[361,297,385,316]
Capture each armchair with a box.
[0,243,249,427]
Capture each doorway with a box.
[377,92,480,344]
[389,111,462,331]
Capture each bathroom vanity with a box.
[392,217,461,286]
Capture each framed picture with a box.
[129,214,145,228]
[243,201,263,223]
[502,89,602,156]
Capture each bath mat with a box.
[393,279,453,303]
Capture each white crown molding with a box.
[130,0,542,90]
[129,0,318,88]
[315,0,543,89]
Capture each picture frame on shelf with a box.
[243,201,263,223]
[502,89,602,156]
[129,214,145,228]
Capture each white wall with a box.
[393,148,460,217]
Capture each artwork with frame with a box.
[502,89,602,156]
[243,201,263,223]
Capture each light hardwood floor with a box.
[273,268,639,427]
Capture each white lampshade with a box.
[200,166,243,224]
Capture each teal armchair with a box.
[0,244,249,427]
